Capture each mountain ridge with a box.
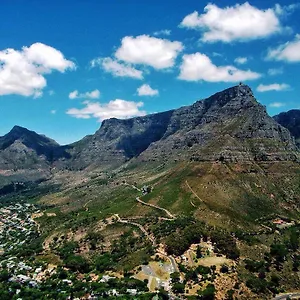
[0,84,299,186]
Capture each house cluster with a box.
[272,218,295,229]
[0,202,39,255]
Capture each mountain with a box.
[1,84,299,183]
[274,109,300,147]
[65,84,298,171]
[2,85,300,299]
[0,126,69,187]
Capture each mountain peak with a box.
[9,125,30,135]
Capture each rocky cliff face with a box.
[1,85,299,179]
[65,84,298,168]
[274,109,300,147]
[138,84,298,162]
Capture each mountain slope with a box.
[139,84,298,163]
[1,85,299,183]
[274,109,300,147]
[0,126,69,187]
[65,84,298,171]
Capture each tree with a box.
[65,255,90,273]
[270,243,288,263]
[196,245,203,258]
[172,283,185,294]
[198,284,216,300]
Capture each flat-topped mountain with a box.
[274,109,300,147]
[0,85,299,181]
[65,84,298,169]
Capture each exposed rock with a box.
[274,109,300,147]
[0,85,299,182]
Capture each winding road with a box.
[114,214,156,245]
[136,197,176,219]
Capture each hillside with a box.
[1,85,300,299]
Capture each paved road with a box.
[168,256,179,273]
[273,293,300,300]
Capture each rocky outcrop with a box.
[63,84,298,168]
[274,109,300,147]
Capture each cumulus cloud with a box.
[91,57,143,79]
[269,102,286,108]
[267,35,300,62]
[69,89,100,99]
[268,68,284,76]
[180,2,283,43]
[153,29,171,36]
[137,84,159,96]
[0,43,75,97]
[178,53,261,82]
[115,35,183,69]
[257,83,290,92]
[66,99,146,121]
[50,110,57,114]
[234,57,248,64]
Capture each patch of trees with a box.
[210,230,240,260]
[244,259,266,273]
[246,274,280,295]
[164,221,240,260]
[165,223,206,256]
[197,283,216,300]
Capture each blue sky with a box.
[0,0,299,144]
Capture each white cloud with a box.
[212,52,222,57]
[178,53,261,82]
[180,2,282,43]
[91,57,143,79]
[50,110,56,114]
[69,89,100,99]
[267,35,300,62]
[48,90,55,96]
[274,3,300,16]
[66,99,146,121]
[257,83,290,92]
[137,84,159,96]
[268,68,284,76]
[115,35,183,69]
[153,29,171,36]
[234,57,248,64]
[0,43,75,97]
[269,102,286,108]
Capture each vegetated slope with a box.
[274,109,300,147]
[40,84,300,230]
[2,85,299,299]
